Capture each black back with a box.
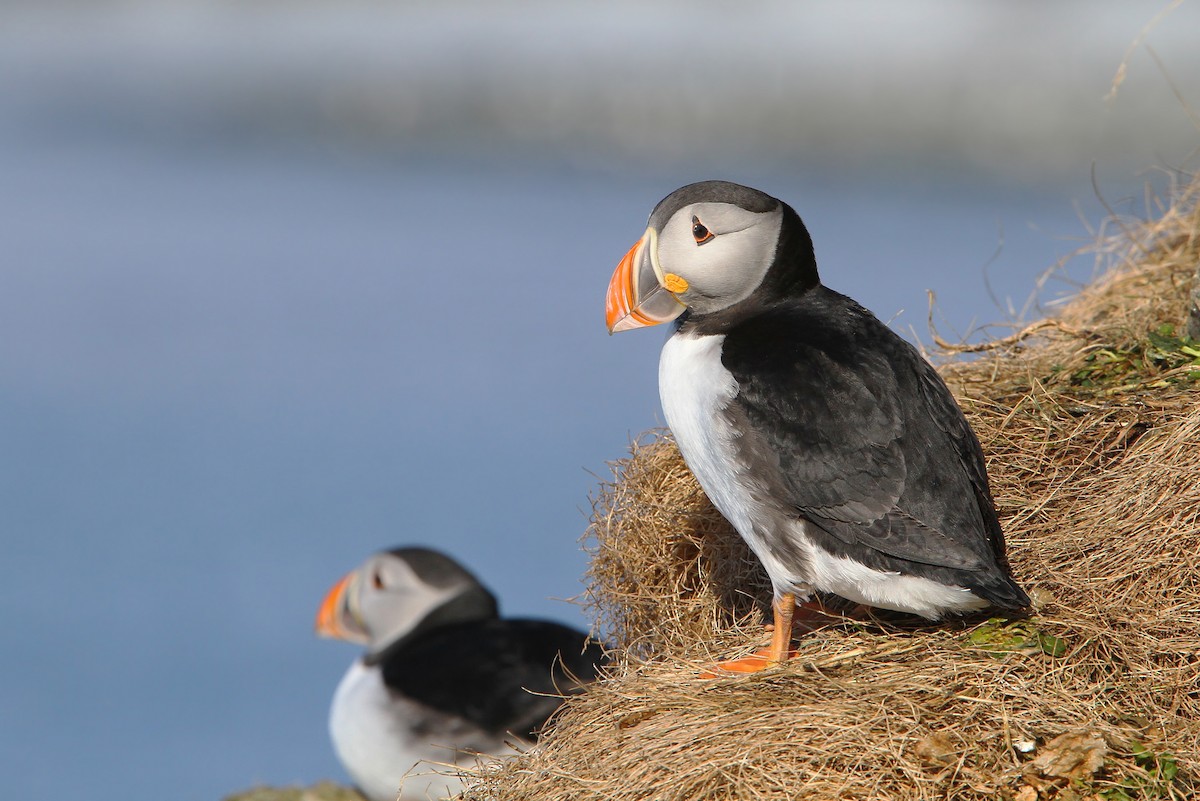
[379,619,607,739]
[689,286,1027,609]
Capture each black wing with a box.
[380,619,607,739]
[719,288,1023,604]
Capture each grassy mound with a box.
[462,177,1200,801]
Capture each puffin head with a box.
[315,547,499,663]
[606,180,819,332]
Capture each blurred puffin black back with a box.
[379,618,607,739]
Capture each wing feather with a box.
[719,292,998,572]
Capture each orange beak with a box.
[605,230,686,333]
[315,572,361,642]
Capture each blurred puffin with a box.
[606,181,1028,673]
[316,547,606,800]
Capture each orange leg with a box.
[701,593,798,676]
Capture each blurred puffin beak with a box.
[315,572,368,644]
[605,229,686,333]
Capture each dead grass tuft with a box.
[463,176,1200,801]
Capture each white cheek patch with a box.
[656,204,782,311]
[363,557,460,651]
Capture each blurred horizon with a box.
[2,0,1198,181]
[1,2,1197,801]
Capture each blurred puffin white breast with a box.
[330,661,511,801]
[329,662,442,801]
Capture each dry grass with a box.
[462,176,1200,801]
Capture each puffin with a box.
[605,180,1029,673]
[316,546,606,800]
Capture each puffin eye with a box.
[691,216,714,245]
[372,570,385,590]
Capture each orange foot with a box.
[700,593,798,678]
[699,646,798,677]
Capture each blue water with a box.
[0,129,1129,800]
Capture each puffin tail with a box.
[972,571,1032,614]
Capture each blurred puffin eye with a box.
[692,216,714,245]
[372,571,384,590]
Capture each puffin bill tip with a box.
[315,572,357,641]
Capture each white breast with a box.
[659,331,807,595]
[658,331,742,524]
[329,661,516,801]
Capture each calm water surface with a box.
[0,127,1142,800]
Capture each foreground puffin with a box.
[316,547,606,800]
[606,181,1029,672]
